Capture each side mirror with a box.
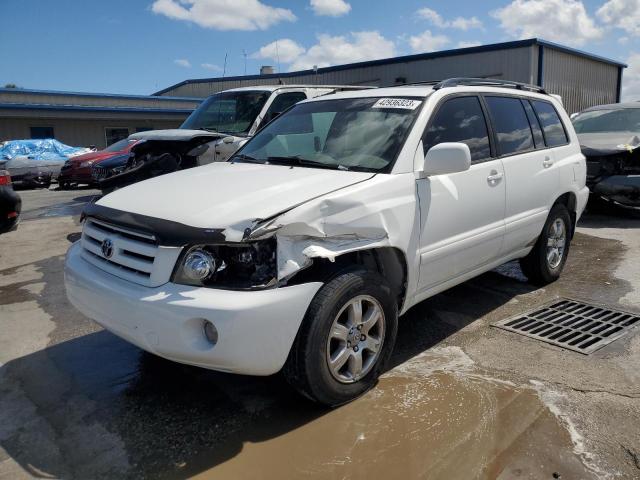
[422,142,471,176]
[222,136,236,144]
[267,111,282,122]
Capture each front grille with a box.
[80,218,161,286]
[493,298,640,354]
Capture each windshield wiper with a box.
[197,126,218,132]
[265,155,349,171]
[232,154,264,164]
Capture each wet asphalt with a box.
[0,187,639,479]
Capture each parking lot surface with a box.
[1,188,639,479]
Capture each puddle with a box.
[184,348,597,480]
[20,200,95,220]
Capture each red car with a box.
[58,139,138,188]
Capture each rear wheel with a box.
[520,203,572,285]
[284,269,398,406]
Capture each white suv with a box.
[65,78,588,406]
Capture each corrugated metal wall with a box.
[541,47,620,114]
[161,47,538,98]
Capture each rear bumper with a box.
[592,175,640,208]
[64,243,321,375]
[576,185,590,220]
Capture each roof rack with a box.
[431,77,547,94]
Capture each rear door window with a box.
[423,96,491,162]
[485,96,534,156]
[522,100,545,148]
[531,100,569,147]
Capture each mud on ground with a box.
[0,189,639,479]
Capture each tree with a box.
[3,83,18,88]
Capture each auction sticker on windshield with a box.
[372,98,422,110]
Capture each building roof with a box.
[153,38,627,96]
[0,87,201,102]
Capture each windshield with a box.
[231,97,423,172]
[104,138,136,152]
[181,90,270,135]
[572,108,640,134]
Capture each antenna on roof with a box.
[275,41,284,85]
[222,53,228,79]
[242,49,247,76]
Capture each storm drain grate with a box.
[493,298,640,354]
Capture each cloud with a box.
[289,31,395,71]
[310,0,351,17]
[408,30,450,53]
[622,52,640,100]
[457,40,482,48]
[450,17,483,30]
[174,58,191,68]
[492,0,602,46]
[151,0,296,31]
[252,39,306,64]
[417,7,446,27]
[417,7,483,30]
[597,0,640,36]
[201,63,222,71]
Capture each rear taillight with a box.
[0,170,11,186]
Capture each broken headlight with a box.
[172,238,277,289]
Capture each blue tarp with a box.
[0,139,86,162]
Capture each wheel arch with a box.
[554,191,578,237]
[286,246,409,312]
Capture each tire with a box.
[519,203,572,285]
[284,268,398,407]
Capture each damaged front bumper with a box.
[584,147,640,209]
[64,242,322,375]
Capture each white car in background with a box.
[65,78,588,406]
[95,85,371,192]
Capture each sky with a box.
[2,0,640,99]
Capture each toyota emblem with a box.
[101,238,114,258]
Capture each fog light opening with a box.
[203,320,218,346]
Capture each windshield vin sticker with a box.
[372,98,422,110]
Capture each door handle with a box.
[487,170,504,185]
[543,156,554,168]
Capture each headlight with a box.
[172,238,277,289]
[79,161,93,168]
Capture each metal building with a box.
[0,89,201,148]
[154,38,625,114]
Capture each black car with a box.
[572,103,640,210]
[0,170,21,233]
[92,144,190,195]
[91,152,131,194]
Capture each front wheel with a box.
[520,203,572,285]
[284,269,398,406]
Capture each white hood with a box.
[128,129,221,141]
[98,162,375,237]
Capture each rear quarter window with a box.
[531,100,569,147]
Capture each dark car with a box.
[572,103,640,210]
[0,170,21,233]
[91,152,133,194]
[59,139,138,188]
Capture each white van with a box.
[65,78,588,406]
